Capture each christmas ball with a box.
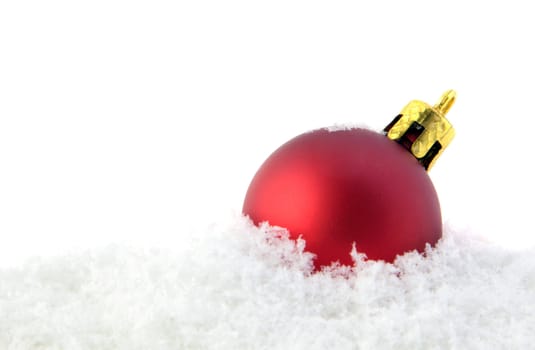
[243,91,456,268]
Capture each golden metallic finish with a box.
[434,90,456,116]
[385,90,456,170]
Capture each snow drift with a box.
[1,215,534,349]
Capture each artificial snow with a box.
[323,123,375,132]
[1,216,534,350]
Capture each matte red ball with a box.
[243,128,442,268]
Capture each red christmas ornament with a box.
[243,91,456,268]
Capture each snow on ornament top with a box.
[243,91,456,270]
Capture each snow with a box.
[1,215,534,349]
[323,123,375,132]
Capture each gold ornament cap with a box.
[383,90,456,170]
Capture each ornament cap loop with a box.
[383,90,456,170]
[434,89,456,116]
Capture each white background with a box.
[1,0,534,266]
